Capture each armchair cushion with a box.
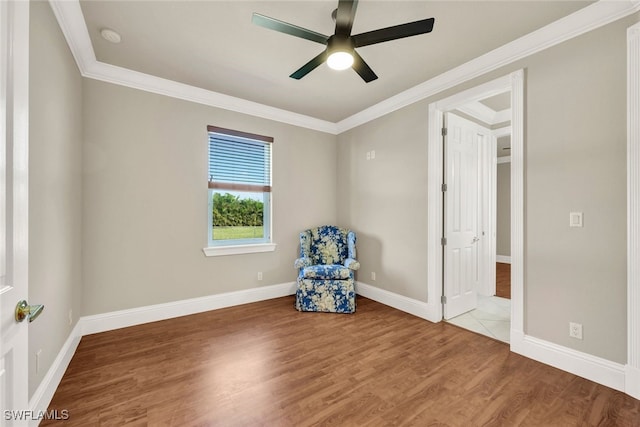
[309,226,348,265]
[302,265,351,280]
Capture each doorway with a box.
[426,70,524,348]
[442,102,511,343]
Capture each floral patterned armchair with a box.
[294,225,360,313]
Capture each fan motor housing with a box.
[327,35,354,54]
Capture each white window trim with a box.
[202,243,277,257]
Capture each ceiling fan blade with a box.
[351,50,378,83]
[290,50,328,80]
[335,0,358,37]
[252,13,329,45]
[352,18,435,48]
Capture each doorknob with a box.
[472,236,480,244]
[15,300,44,323]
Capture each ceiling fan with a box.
[252,0,435,83]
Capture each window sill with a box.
[202,243,277,257]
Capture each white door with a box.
[443,112,481,320]
[1,1,30,423]
[478,132,497,297]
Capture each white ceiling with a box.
[78,1,593,122]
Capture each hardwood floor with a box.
[44,297,639,426]
[496,262,511,299]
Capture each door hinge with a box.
[442,127,448,136]
[441,183,447,192]
[441,237,447,246]
[441,295,447,304]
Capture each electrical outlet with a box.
[36,349,42,374]
[68,309,73,326]
[371,271,376,281]
[370,150,376,159]
[257,272,263,281]
[569,322,583,339]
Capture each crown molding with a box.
[84,60,339,134]
[48,0,339,135]
[49,0,640,135]
[336,0,640,133]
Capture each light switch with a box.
[569,212,583,227]
[366,151,371,160]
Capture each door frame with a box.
[0,0,30,416]
[626,21,640,400]
[427,70,524,344]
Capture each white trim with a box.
[627,365,640,399]
[47,1,338,135]
[627,20,640,400]
[357,281,628,394]
[511,331,626,393]
[48,0,640,134]
[509,71,525,339]
[456,101,511,127]
[497,156,511,164]
[202,243,277,257]
[28,322,82,426]
[496,255,512,264]
[336,1,640,133]
[427,72,521,324]
[81,281,296,336]
[356,282,440,323]
[27,281,296,418]
[493,126,512,138]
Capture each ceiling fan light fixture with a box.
[327,50,353,70]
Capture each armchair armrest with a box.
[344,258,360,271]
[294,257,312,269]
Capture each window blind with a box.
[207,126,272,193]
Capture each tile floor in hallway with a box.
[446,295,511,343]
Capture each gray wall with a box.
[81,80,337,315]
[338,14,638,363]
[337,102,429,300]
[496,162,511,258]
[28,1,83,397]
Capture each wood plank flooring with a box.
[43,297,639,426]
[496,262,511,299]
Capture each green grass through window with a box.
[212,226,264,240]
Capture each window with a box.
[205,126,274,254]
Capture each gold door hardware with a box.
[15,300,44,323]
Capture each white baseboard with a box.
[510,330,626,393]
[356,281,440,323]
[29,281,296,421]
[81,281,296,336]
[28,321,82,426]
[496,255,512,264]
[30,280,640,419]
[356,283,636,398]
[626,364,640,399]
